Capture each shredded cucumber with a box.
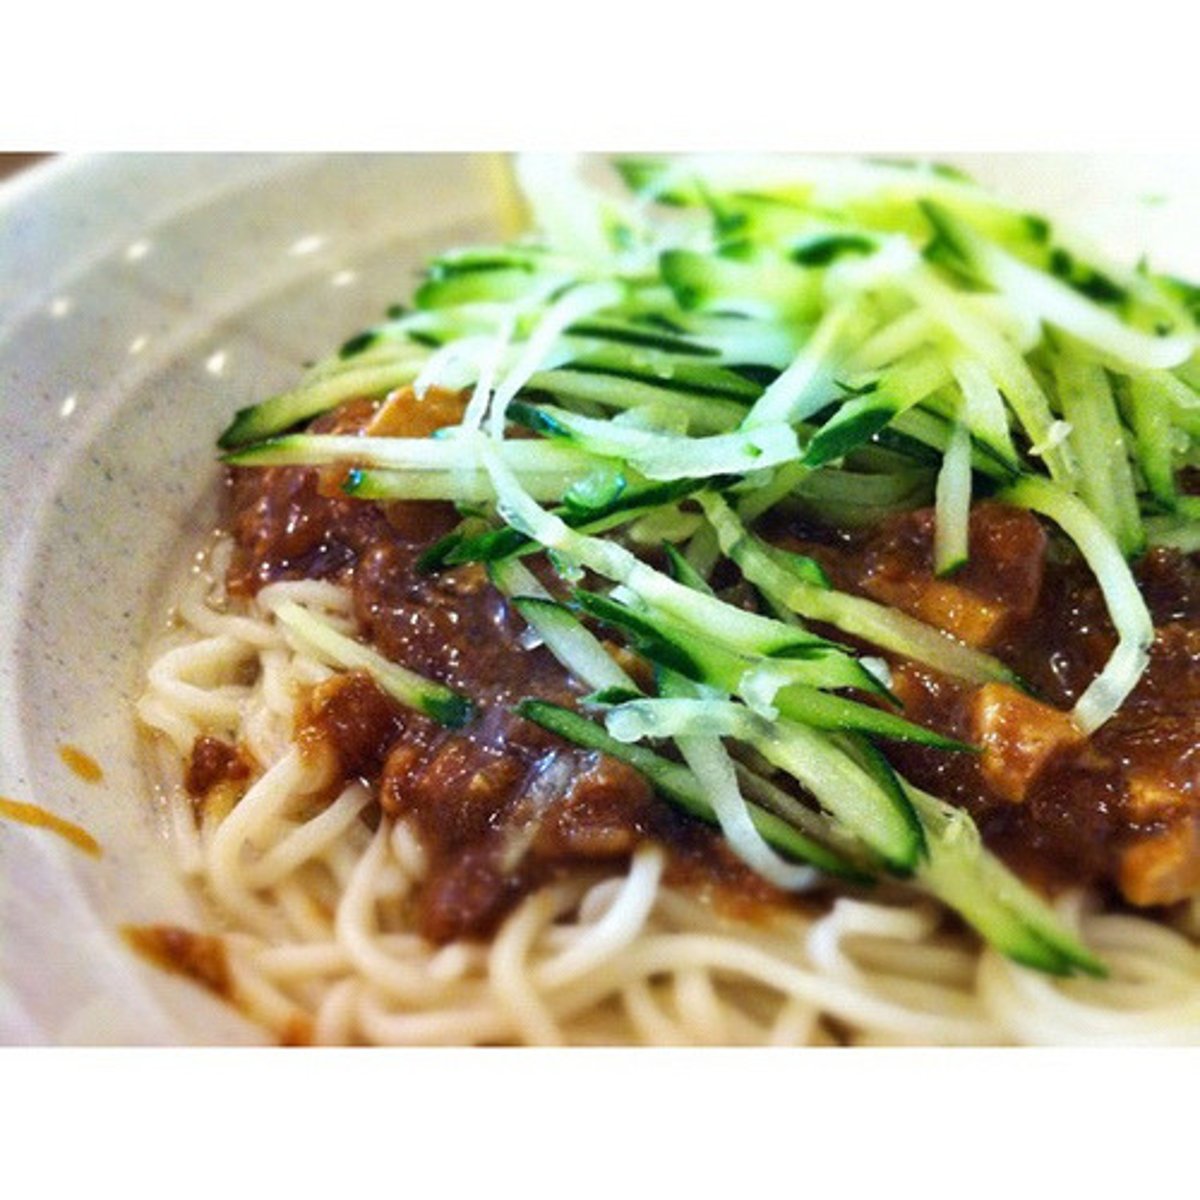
[699,494,1017,686]
[603,696,925,872]
[1052,349,1145,556]
[215,155,1200,977]
[487,558,637,695]
[518,700,862,878]
[932,418,972,575]
[999,475,1153,734]
[273,602,473,727]
[511,399,800,480]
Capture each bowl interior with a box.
[0,154,506,1042]
[1,152,1197,1043]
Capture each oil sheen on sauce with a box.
[220,391,1200,932]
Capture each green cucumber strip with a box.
[904,783,1105,976]
[831,731,1097,972]
[217,360,426,449]
[567,311,798,369]
[949,353,1020,470]
[523,369,750,433]
[754,541,832,590]
[571,589,705,680]
[603,696,925,873]
[512,596,640,694]
[662,542,716,594]
[488,558,638,695]
[517,700,862,879]
[437,476,710,569]
[1052,352,1145,555]
[343,466,578,504]
[1144,513,1200,553]
[666,683,825,890]
[732,760,868,862]
[414,266,564,310]
[659,246,825,320]
[803,396,901,468]
[734,459,812,522]
[1148,364,1200,419]
[662,310,799,369]
[273,601,473,728]
[311,335,434,377]
[802,347,955,468]
[699,494,1017,686]
[572,588,932,720]
[922,201,1194,371]
[486,280,626,439]
[566,316,721,357]
[791,233,877,267]
[740,296,871,428]
[422,245,555,277]
[901,260,1078,489]
[1000,475,1153,734]
[509,400,799,481]
[786,464,934,523]
[1045,246,1128,306]
[573,583,874,690]
[769,680,971,749]
[562,343,762,399]
[682,521,723,581]
[1123,374,1180,512]
[222,431,603,478]
[885,405,1020,480]
[933,419,972,575]
[852,307,936,371]
[625,504,702,545]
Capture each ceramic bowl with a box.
[1,153,1197,1044]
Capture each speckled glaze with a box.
[0,154,510,1043]
[1,154,1198,1044]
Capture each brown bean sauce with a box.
[226,392,789,942]
[225,393,1200,925]
[185,735,251,798]
[768,502,1200,906]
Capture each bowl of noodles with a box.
[1,152,1198,1046]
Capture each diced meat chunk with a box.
[969,683,1086,803]
[1116,714,1199,821]
[297,671,417,780]
[1119,818,1200,907]
[1126,772,1185,820]
[365,385,467,437]
[859,502,1047,648]
[888,581,1011,648]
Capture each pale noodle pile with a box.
[135,539,1200,1046]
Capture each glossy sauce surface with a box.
[222,392,1200,927]
[773,502,1200,905]
[224,394,783,941]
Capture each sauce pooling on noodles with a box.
[767,499,1200,905]
[209,389,1200,943]
[133,156,1200,1045]
[213,393,789,943]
